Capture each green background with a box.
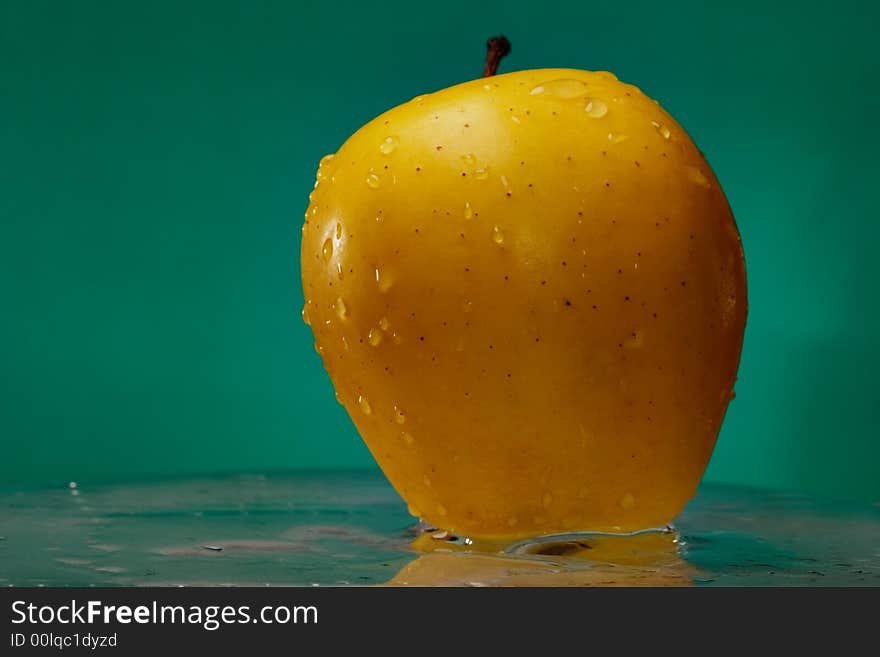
[2,0,877,501]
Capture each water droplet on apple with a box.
[368,328,383,347]
[534,78,588,99]
[357,395,372,415]
[585,98,608,118]
[393,406,406,424]
[322,238,333,261]
[687,166,711,188]
[375,267,393,292]
[607,132,629,144]
[463,201,473,219]
[365,171,381,189]
[473,167,489,180]
[492,225,505,245]
[624,329,645,349]
[335,297,348,320]
[379,136,399,154]
[651,121,671,139]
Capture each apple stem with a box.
[483,36,511,77]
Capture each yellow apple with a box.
[301,45,746,539]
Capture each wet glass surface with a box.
[1,472,877,587]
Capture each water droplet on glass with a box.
[463,201,474,219]
[651,121,671,139]
[357,395,372,415]
[473,167,489,180]
[322,238,333,262]
[585,98,608,118]
[379,135,399,155]
[492,225,505,245]
[365,171,381,189]
[368,328,383,347]
[534,78,588,99]
[394,406,406,424]
[335,297,348,319]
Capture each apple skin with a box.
[301,68,746,539]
